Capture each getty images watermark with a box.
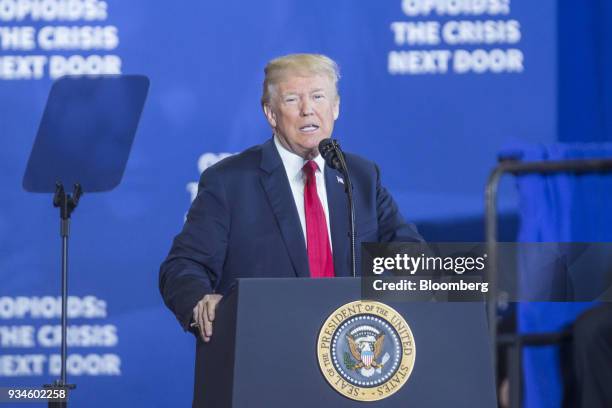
[361,242,612,303]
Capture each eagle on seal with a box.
[347,334,385,370]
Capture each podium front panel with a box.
[195,278,496,407]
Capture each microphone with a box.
[318,138,343,171]
[318,138,357,278]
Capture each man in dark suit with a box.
[159,53,422,341]
[571,304,612,408]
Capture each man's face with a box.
[264,74,340,160]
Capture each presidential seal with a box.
[316,301,415,402]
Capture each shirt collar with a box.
[274,135,326,181]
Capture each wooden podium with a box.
[193,277,496,407]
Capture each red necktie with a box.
[303,160,335,278]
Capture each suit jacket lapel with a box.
[325,166,350,277]
[259,139,310,278]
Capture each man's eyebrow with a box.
[280,88,326,97]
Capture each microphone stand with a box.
[333,146,356,278]
[320,139,356,277]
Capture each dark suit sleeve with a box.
[374,164,424,243]
[159,166,230,330]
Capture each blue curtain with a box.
[504,143,612,407]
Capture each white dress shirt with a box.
[274,135,333,251]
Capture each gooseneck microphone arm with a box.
[319,139,356,278]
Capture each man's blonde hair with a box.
[261,53,340,107]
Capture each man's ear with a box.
[333,96,340,120]
[263,104,277,128]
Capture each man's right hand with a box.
[192,294,223,342]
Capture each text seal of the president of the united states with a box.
[317,301,416,401]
